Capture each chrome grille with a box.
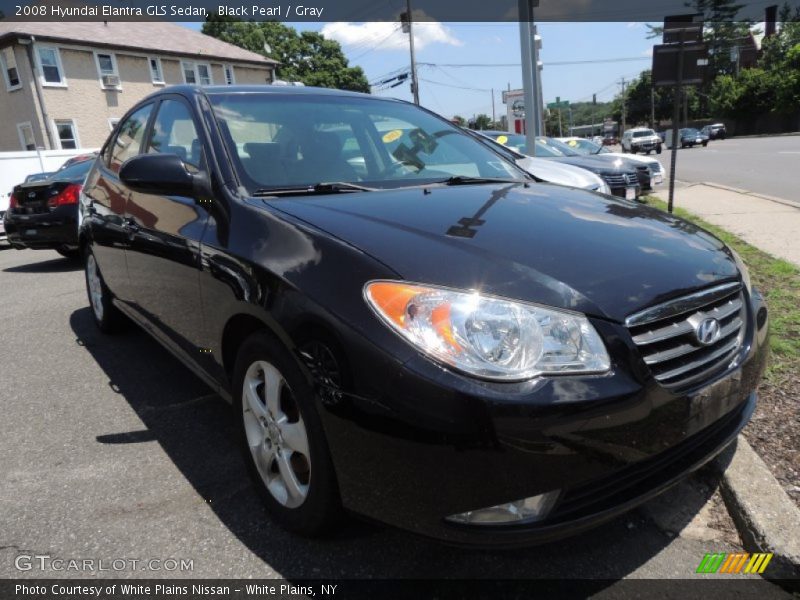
[601,173,638,188]
[625,282,746,389]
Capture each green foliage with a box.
[451,115,466,126]
[472,114,493,130]
[202,16,370,93]
[708,4,800,118]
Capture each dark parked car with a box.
[701,123,727,140]
[79,85,768,547]
[480,131,644,198]
[4,157,94,259]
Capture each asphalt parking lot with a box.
[0,246,791,593]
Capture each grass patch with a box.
[643,195,800,381]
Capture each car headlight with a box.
[729,247,752,292]
[364,281,610,381]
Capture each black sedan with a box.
[480,131,646,199]
[680,128,710,148]
[5,157,94,259]
[78,85,768,547]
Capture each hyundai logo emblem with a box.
[695,318,721,346]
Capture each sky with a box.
[184,21,660,120]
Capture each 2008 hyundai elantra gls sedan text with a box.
[78,85,768,547]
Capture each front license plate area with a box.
[625,187,636,200]
[24,229,37,236]
[654,174,663,184]
[686,371,743,436]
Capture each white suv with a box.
[621,128,662,155]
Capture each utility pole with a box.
[402,0,420,105]
[651,87,656,129]
[619,77,627,136]
[668,28,686,214]
[519,0,541,155]
[491,88,496,125]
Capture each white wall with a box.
[0,149,99,211]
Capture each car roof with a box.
[146,84,384,102]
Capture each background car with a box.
[701,123,727,140]
[602,135,618,146]
[620,127,662,155]
[558,137,665,186]
[481,131,643,199]
[4,156,94,259]
[665,128,710,149]
[467,130,611,194]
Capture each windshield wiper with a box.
[435,176,529,186]
[253,181,376,197]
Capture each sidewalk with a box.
[654,183,800,268]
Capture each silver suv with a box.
[621,127,662,155]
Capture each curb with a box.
[711,436,800,584]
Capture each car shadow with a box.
[69,306,722,585]
[4,256,82,273]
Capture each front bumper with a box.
[4,206,79,250]
[319,287,768,547]
[631,141,660,152]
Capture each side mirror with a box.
[119,153,209,198]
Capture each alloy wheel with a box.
[242,360,311,508]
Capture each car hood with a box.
[267,183,739,322]
[548,155,634,174]
[515,156,604,190]
[604,152,663,170]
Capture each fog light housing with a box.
[445,491,559,526]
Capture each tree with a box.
[451,115,466,126]
[472,114,492,130]
[202,16,370,92]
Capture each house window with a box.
[54,120,78,149]
[223,64,235,85]
[197,63,212,85]
[95,52,120,88]
[37,46,65,86]
[17,122,35,151]
[2,47,21,91]
[182,60,212,85]
[149,57,164,84]
[181,60,197,84]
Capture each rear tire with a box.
[84,247,125,334]
[233,331,342,536]
[57,246,81,260]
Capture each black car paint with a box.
[79,86,768,546]
[4,159,93,251]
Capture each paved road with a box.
[0,247,791,594]
[660,135,799,202]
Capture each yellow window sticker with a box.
[382,130,402,143]
[568,140,577,146]
[496,135,508,144]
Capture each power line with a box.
[417,57,651,68]
[418,78,493,93]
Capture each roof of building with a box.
[0,21,278,66]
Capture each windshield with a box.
[682,128,699,135]
[560,138,609,155]
[540,137,580,156]
[208,93,525,193]
[632,130,655,138]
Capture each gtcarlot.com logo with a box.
[696,552,773,574]
[14,554,194,572]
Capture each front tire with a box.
[84,248,125,333]
[233,332,342,536]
